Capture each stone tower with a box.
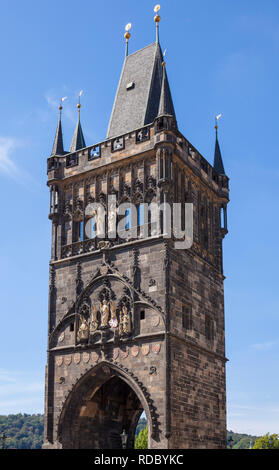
[44,28,229,449]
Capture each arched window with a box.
[138,203,145,226]
[125,208,131,231]
[220,206,227,230]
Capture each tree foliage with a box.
[135,426,148,449]
[253,433,279,449]
[0,414,44,449]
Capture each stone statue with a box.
[77,315,89,341]
[109,301,118,329]
[119,309,124,336]
[100,299,110,328]
[90,305,99,333]
[122,305,131,335]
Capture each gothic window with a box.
[70,323,74,332]
[66,154,78,168]
[125,208,131,230]
[74,220,84,242]
[138,203,145,226]
[112,137,124,152]
[88,145,101,160]
[205,315,214,341]
[220,206,227,231]
[182,305,192,330]
[140,310,145,320]
[136,127,150,143]
[63,220,71,245]
[86,217,96,239]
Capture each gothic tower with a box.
[44,16,229,449]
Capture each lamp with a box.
[121,429,128,449]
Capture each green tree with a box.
[253,433,279,449]
[135,426,148,449]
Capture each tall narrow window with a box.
[138,204,144,226]
[220,206,227,230]
[205,315,214,341]
[182,305,192,330]
[125,208,131,230]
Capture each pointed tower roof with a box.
[158,59,176,118]
[70,105,86,153]
[106,42,176,139]
[51,106,65,156]
[214,127,226,175]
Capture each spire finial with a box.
[214,114,225,175]
[124,23,132,57]
[154,4,161,43]
[77,90,83,118]
[215,113,222,138]
[59,96,67,115]
[51,97,67,156]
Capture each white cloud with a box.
[0,369,44,415]
[251,341,277,351]
[0,137,23,179]
[227,403,279,435]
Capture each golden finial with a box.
[124,23,132,57]
[77,90,83,115]
[59,97,67,113]
[154,4,161,42]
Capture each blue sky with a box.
[0,0,278,436]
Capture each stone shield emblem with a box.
[142,345,150,356]
[83,352,90,363]
[74,353,81,365]
[56,356,63,367]
[91,351,99,363]
[65,355,72,366]
[113,348,119,360]
[120,347,129,359]
[131,346,139,357]
[152,344,161,354]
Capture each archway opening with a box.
[60,371,147,449]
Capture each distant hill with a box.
[0,414,259,449]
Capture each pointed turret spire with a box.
[214,116,226,175]
[158,52,176,119]
[70,93,86,153]
[51,103,65,156]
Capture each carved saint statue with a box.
[119,305,131,336]
[100,299,110,328]
[90,305,99,333]
[122,305,131,335]
[77,315,89,341]
[109,301,118,329]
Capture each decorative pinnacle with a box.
[59,96,67,112]
[154,4,161,42]
[77,90,83,112]
[215,113,222,134]
[124,23,132,56]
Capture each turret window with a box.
[205,315,214,341]
[182,305,192,330]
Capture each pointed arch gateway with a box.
[57,361,152,449]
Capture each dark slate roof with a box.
[106,42,176,139]
[51,113,65,156]
[70,114,86,153]
[214,135,226,175]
